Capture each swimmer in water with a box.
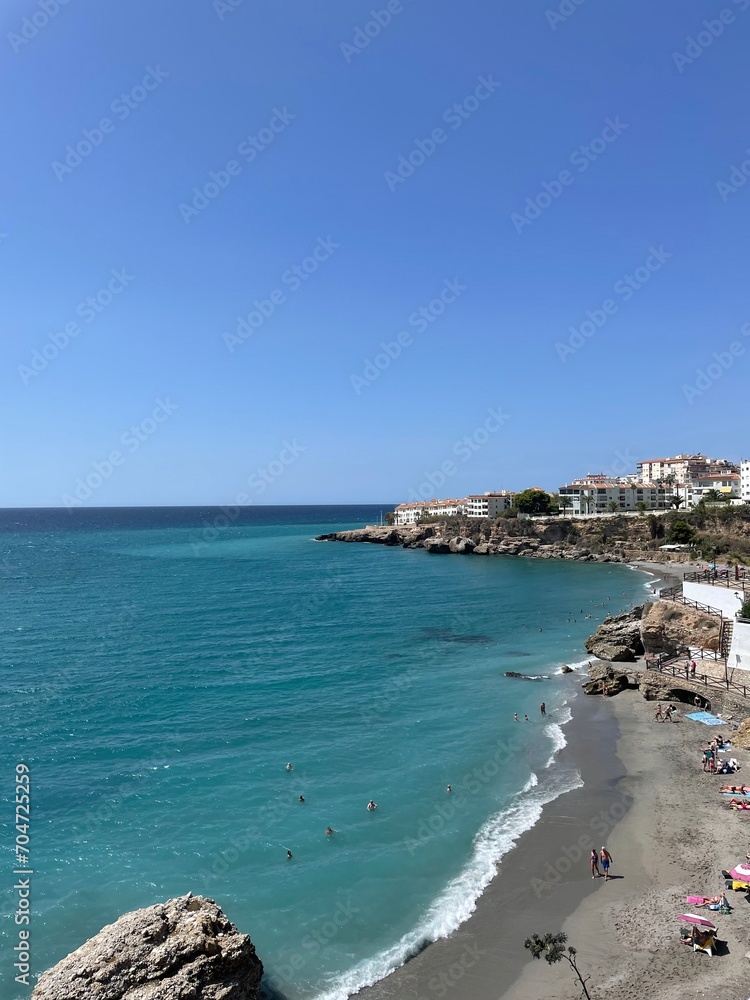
[514,713,519,722]
[325,826,335,836]
[298,796,305,803]
[286,850,293,860]
[524,714,529,722]
[285,762,293,771]
[367,800,378,811]
[446,785,452,793]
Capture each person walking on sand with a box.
[653,703,663,722]
[599,847,613,881]
[590,848,600,879]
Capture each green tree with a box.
[384,511,395,525]
[635,500,648,514]
[524,932,592,1000]
[669,518,695,544]
[668,495,684,509]
[558,494,572,517]
[607,500,619,513]
[513,489,554,514]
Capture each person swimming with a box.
[446,785,452,793]
[298,795,305,803]
[325,826,335,835]
[367,800,377,811]
[286,850,293,859]
[285,762,293,771]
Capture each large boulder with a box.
[448,536,475,554]
[424,537,451,554]
[640,601,721,656]
[585,606,645,661]
[31,894,263,1000]
[582,667,631,696]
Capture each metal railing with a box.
[658,587,726,620]
[645,659,748,700]
[683,569,749,594]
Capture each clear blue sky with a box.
[3,0,749,507]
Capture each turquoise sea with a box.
[0,506,652,998]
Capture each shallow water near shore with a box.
[0,506,651,998]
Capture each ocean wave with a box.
[557,657,591,674]
[543,704,573,768]
[312,769,583,1000]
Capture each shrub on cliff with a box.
[513,489,555,514]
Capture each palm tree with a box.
[558,494,572,517]
[635,500,647,514]
[703,489,726,504]
[608,500,619,513]
[579,491,594,515]
[628,483,638,509]
[668,495,684,509]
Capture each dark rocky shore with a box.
[315,516,685,564]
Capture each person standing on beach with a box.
[653,703,662,722]
[540,702,546,716]
[599,847,613,881]
[590,849,600,879]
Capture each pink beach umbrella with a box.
[678,913,717,930]
[729,863,750,881]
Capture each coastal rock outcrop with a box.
[582,663,632,696]
[31,894,263,1000]
[584,606,645,662]
[736,717,750,751]
[423,537,451,554]
[640,601,721,656]
[448,536,475,554]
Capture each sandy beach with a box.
[358,563,750,1000]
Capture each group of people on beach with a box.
[589,847,614,881]
[653,703,676,723]
[514,704,547,722]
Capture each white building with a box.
[690,473,741,502]
[464,492,514,518]
[741,460,750,502]
[558,474,675,514]
[393,498,466,525]
[637,453,737,485]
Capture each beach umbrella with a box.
[678,914,717,930]
[728,863,750,881]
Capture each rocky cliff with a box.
[584,601,721,662]
[317,510,750,565]
[31,894,263,1000]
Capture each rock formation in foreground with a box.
[31,894,263,1000]
[584,601,721,663]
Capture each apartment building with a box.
[636,453,738,484]
[464,492,514,518]
[741,460,750,502]
[558,475,674,514]
[393,499,466,525]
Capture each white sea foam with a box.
[543,704,573,767]
[312,768,583,1000]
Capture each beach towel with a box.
[685,711,725,726]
